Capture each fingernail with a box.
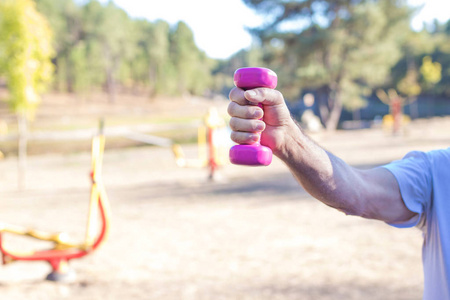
[256,122,265,131]
[250,134,260,142]
[246,90,256,97]
[253,109,263,119]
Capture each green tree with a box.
[34,0,83,92]
[128,19,152,93]
[82,0,135,101]
[397,67,421,100]
[391,25,445,97]
[420,55,442,90]
[0,0,54,112]
[433,20,450,96]
[379,28,445,122]
[0,0,54,188]
[170,21,212,97]
[132,19,176,97]
[18,0,227,101]
[149,20,174,96]
[244,0,412,130]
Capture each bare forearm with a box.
[275,121,414,223]
[227,86,414,223]
[276,123,365,216]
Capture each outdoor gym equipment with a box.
[229,67,277,166]
[172,107,229,180]
[0,124,111,281]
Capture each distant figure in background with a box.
[228,85,450,300]
[300,93,322,133]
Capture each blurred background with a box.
[0,0,449,152]
[0,0,449,299]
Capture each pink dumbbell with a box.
[229,67,277,166]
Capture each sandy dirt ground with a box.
[1,100,450,299]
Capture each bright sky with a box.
[99,0,450,60]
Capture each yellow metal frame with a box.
[172,125,208,168]
[172,107,230,169]
[0,131,111,255]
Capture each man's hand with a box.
[228,87,298,157]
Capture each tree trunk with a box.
[104,48,117,103]
[352,108,361,121]
[317,86,330,126]
[17,113,28,190]
[148,65,157,98]
[408,98,419,120]
[106,67,116,103]
[325,90,343,131]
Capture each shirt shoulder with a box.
[382,150,434,228]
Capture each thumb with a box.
[244,88,286,107]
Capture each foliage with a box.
[397,68,421,98]
[32,0,214,99]
[432,22,450,96]
[391,27,446,98]
[34,0,83,92]
[1,0,449,126]
[170,21,212,96]
[243,0,413,130]
[0,0,54,115]
[420,56,442,87]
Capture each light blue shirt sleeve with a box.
[382,151,432,229]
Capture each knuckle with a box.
[252,107,263,119]
[227,102,236,116]
[248,120,258,131]
[230,131,253,144]
[245,107,257,119]
[274,89,283,100]
[272,89,284,104]
[230,131,241,142]
[229,117,238,130]
[229,87,245,104]
[228,87,238,100]
[253,120,265,131]
[260,88,269,96]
